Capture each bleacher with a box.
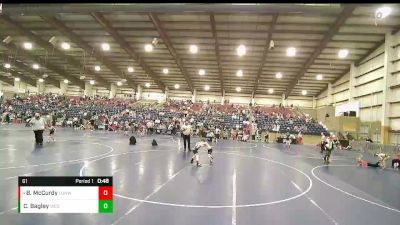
[256,106,294,117]
[1,95,329,135]
[255,115,327,135]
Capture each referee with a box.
[181,121,192,151]
[28,113,47,145]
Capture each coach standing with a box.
[181,121,192,151]
[29,113,47,145]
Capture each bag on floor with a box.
[152,139,158,146]
[129,136,136,145]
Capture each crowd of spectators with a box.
[0,94,328,140]
[253,105,327,136]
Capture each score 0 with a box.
[99,185,113,213]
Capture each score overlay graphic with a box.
[18,176,113,213]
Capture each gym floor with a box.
[0,125,399,225]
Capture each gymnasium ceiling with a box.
[0,4,400,97]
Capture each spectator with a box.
[391,153,400,169]
[1,94,329,140]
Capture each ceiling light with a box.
[268,88,274,94]
[236,87,241,92]
[121,79,127,83]
[61,42,70,50]
[38,78,44,83]
[4,63,11,69]
[101,43,110,51]
[287,47,296,57]
[32,64,40,70]
[3,36,13,44]
[269,40,275,50]
[145,82,151,88]
[42,74,48,78]
[376,6,391,19]
[80,75,85,80]
[199,69,205,76]
[89,80,95,85]
[95,65,101,71]
[338,49,349,59]
[14,77,20,82]
[276,72,283,79]
[23,42,32,50]
[236,70,243,77]
[189,45,198,54]
[49,36,56,44]
[237,44,246,57]
[127,66,134,73]
[117,81,122,86]
[64,79,69,84]
[204,85,210,91]
[163,68,169,74]
[144,44,153,52]
[152,38,159,46]
[316,74,323,80]
[302,90,307,95]
[174,84,180,89]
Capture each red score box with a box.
[99,186,113,200]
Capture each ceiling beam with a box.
[0,40,80,88]
[316,29,400,97]
[11,26,388,38]
[85,28,327,35]
[354,39,385,67]
[316,26,400,97]
[4,59,60,88]
[85,26,326,33]
[210,14,225,96]
[91,12,166,92]
[149,13,194,93]
[0,75,15,86]
[40,16,133,88]
[0,67,37,87]
[112,27,328,35]
[355,25,400,66]
[284,5,356,98]
[2,4,342,15]
[0,15,107,89]
[252,13,278,98]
